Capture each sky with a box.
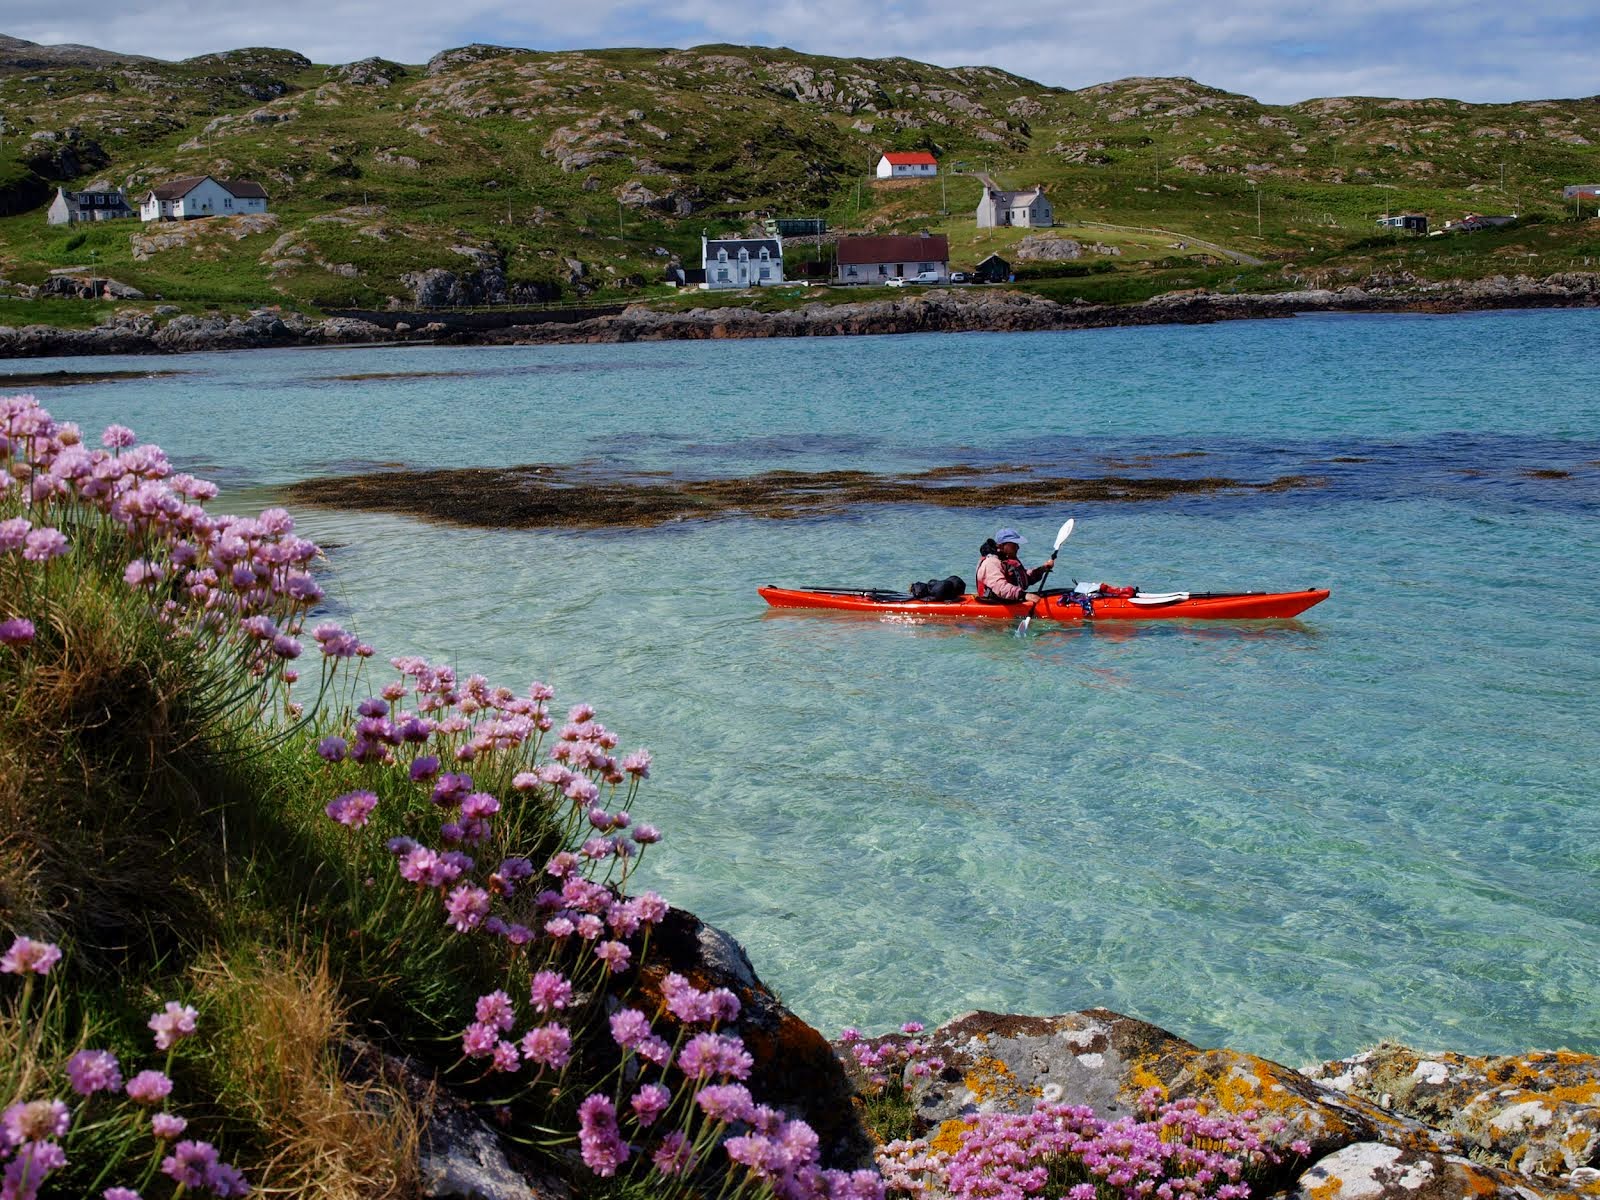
[6,0,1599,106]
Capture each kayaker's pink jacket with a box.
[976,554,1027,600]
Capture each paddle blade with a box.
[1053,518,1075,551]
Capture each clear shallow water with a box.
[7,308,1599,1066]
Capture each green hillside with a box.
[1,40,1598,315]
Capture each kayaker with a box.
[975,528,1055,602]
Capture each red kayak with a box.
[758,585,1330,622]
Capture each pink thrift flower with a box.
[101,424,137,449]
[0,617,35,646]
[325,790,378,828]
[1,935,61,975]
[126,1070,174,1106]
[576,1093,628,1177]
[22,527,69,561]
[520,1023,571,1069]
[148,1001,199,1050]
[2,1099,71,1143]
[609,1008,653,1051]
[629,1083,670,1127]
[475,990,515,1032]
[529,970,573,1014]
[652,1130,695,1176]
[461,1022,499,1059]
[151,1112,188,1139]
[160,1139,218,1188]
[695,1082,755,1124]
[4,1140,68,1195]
[490,1041,521,1074]
[677,1032,753,1081]
[444,885,491,933]
[104,1189,143,1200]
[65,1049,123,1096]
[203,1161,250,1198]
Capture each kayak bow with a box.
[758,585,1329,622]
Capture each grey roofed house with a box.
[701,236,785,288]
[976,184,1053,229]
[46,186,136,225]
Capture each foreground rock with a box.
[854,1009,1598,1198]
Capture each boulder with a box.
[1310,1044,1600,1179]
[1015,235,1083,261]
[1290,1142,1551,1199]
[637,908,869,1167]
[882,1009,1442,1196]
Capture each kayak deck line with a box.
[758,585,1330,622]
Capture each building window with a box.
[846,266,858,277]
[717,250,728,262]
[717,269,729,282]
[759,267,770,280]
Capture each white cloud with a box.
[3,0,1596,103]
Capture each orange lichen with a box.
[929,1119,971,1156]
[1306,1172,1345,1200]
[961,1055,1032,1106]
[1128,1061,1168,1099]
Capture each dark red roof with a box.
[882,151,937,166]
[836,234,949,265]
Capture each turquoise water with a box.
[7,308,1599,1066]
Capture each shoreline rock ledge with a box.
[855,1008,1600,1199]
[1,272,1598,359]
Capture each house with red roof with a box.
[834,232,949,284]
[875,151,938,179]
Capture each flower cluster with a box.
[1,394,358,704]
[877,1089,1298,1200]
[840,1022,944,1090]
[2,935,249,1199]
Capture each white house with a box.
[140,175,270,221]
[834,232,949,283]
[976,184,1053,228]
[47,187,136,225]
[701,236,785,289]
[875,151,938,179]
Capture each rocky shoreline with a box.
[417,906,1600,1200]
[2,272,1598,359]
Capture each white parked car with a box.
[912,271,943,284]
[885,277,909,287]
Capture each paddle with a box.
[1016,518,1075,636]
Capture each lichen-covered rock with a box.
[1310,1044,1600,1179]
[893,1009,1441,1191]
[1291,1142,1551,1199]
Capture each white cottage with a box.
[140,175,270,221]
[875,151,938,179]
[701,236,785,289]
[976,184,1053,228]
[47,187,136,225]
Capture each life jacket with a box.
[975,552,1030,599]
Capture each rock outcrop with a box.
[850,1009,1599,1199]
